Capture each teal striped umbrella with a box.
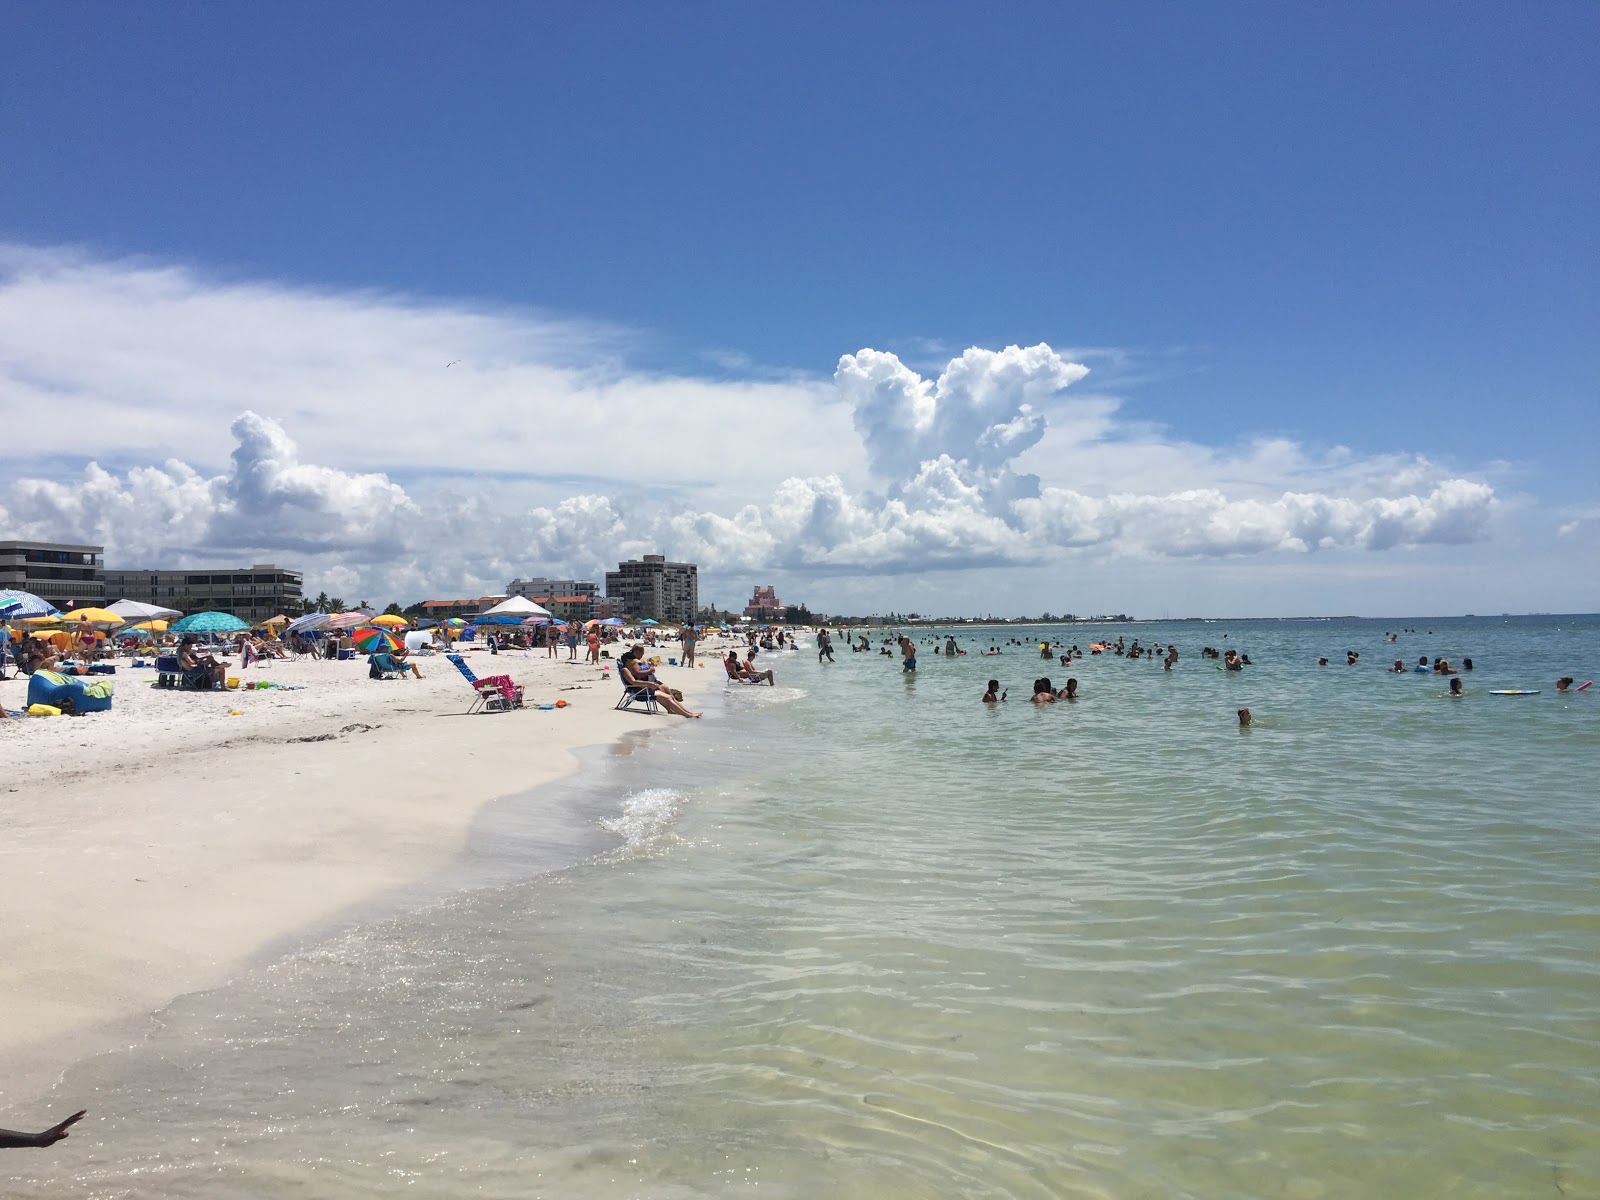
[170,611,250,634]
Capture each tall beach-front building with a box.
[102,564,304,624]
[604,554,699,624]
[0,540,106,608]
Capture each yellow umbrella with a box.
[127,619,169,632]
[370,613,409,628]
[261,614,290,627]
[54,607,127,627]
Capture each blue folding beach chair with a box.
[615,663,659,714]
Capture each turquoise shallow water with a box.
[7,616,1599,1198]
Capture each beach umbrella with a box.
[286,612,331,634]
[351,626,403,653]
[170,611,251,634]
[127,619,169,632]
[370,614,409,628]
[640,618,659,625]
[261,614,290,627]
[0,589,60,620]
[600,616,625,626]
[54,607,127,629]
[444,617,469,627]
[325,611,371,630]
[521,616,549,625]
[107,598,183,623]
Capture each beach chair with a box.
[153,653,212,690]
[615,666,659,714]
[367,652,407,680]
[445,653,523,714]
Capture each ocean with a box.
[8,616,1598,1199]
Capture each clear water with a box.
[7,617,1598,1199]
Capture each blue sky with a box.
[2,3,1595,615]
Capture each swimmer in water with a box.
[1391,659,1406,673]
[1031,678,1056,704]
[982,679,1006,703]
[1237,707,1252,726]
[1556,676,1574,692]
[1449,678,1464,696]
[1060,677,1078,700]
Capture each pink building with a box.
[743,585,783,621]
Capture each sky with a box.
[1,3,1595,617]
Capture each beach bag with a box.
[27,703,61,717]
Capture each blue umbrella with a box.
[0,589,59,620]
[600,617,625,626]
[170,611,251,634]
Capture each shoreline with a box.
[0,639,723,1114]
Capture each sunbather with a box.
[620,649,700,717]
[179,635,229,689]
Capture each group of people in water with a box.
[982,676,1080,704]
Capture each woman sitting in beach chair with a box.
[368,651,420,679]
[619,649,700,717]
[179,635,229,689]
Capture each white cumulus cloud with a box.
[0,244,1513,608]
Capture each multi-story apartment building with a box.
[0,540,106,607]
[506,577,599,602]
[604,554,699,624]
[417,596,505,621]
[102,564,303,624]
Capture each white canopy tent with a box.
[477,595,552,619]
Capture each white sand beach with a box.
[0,639,724,1112]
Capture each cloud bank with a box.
[0,245,1501,607]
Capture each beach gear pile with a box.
[26,669,115,715]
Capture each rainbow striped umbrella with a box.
[352,626,403,653]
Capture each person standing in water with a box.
[900,635,917,673]
[982,679,1006,703]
